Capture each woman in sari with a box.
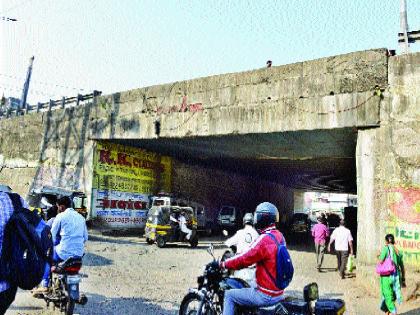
[377,234,406,315]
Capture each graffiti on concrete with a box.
[385,186,420,266]
[386,187,420,224]
[156,96,203,115]
[120,118,140,133]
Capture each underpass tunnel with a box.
[106,126,358,244]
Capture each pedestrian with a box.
[378,234,405,315]
[0,188,29,314]
[327,219,353,279]
[311,215,329,271]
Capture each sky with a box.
[0,0,419,104]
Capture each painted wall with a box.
[91,141,171,229]
[385,188,420,266]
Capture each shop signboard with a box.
[92,141,171,229]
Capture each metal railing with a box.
[0,90,102,119]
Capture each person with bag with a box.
[220,202,293,315]
[328,219,353,279]
[377,234,405,315]
[0,186,29,315]
[32,196,88,296]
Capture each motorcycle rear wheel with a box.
[179,292,216,315]
[65,299,75,315]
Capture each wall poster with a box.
[91,141,172,229]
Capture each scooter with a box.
[179,244,345,315]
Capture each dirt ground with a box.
[6,230,420,315]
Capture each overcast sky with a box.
[1,0,419,104]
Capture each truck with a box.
[217,205,244,234]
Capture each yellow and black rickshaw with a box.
[27,186,88,219]
[144,205,198,248]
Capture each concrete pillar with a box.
[356,53,420,271]
[356,128,383,265]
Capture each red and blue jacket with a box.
[223,226,285,297]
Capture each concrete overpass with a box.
[0,49,419,274]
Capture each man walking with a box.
[328,219,353,279]
[311,215,329,271]
[0,188,29,314]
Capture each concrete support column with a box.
[356,128,382,265]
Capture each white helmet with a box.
[243,213,254,226]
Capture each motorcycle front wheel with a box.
[179,292,216,315]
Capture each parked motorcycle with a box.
[179,245,345,315]
[43,257,88,315]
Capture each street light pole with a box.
[399,0,410,54]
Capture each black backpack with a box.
[0,193,53,290]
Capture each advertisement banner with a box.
[92,141,172,229]
[92,189,149,228]
[385,187,420,267]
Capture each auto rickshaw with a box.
[144,205,198,248]
[27,186,88,219]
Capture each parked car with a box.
[217,206,243,234]
[291,212,310,233]
[326,212,342,234]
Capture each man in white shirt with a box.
[179,211,192,240]
[328,219,353,279]
[34,196,88,295]
[224,213,259,286]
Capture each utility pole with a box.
[19,56,34,113]
[399,0,410,54]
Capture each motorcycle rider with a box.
[33,196,88,295]
[220,202,286,315]
[224,212,259,287]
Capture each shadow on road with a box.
[88,234,139,246]
[79,293,177,315]
[401,308,420,315]
[83,252,113,267]
[8,305,44,311]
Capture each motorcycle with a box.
[43,257,88,315]
[179,245,345,315]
